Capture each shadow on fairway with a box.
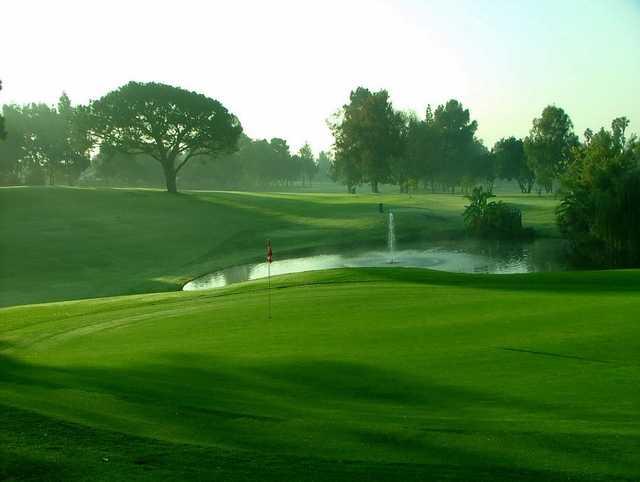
[4,404,626,482]
[0,352,579,417]
[2,351,639,482]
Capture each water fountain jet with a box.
[388,211,396,263]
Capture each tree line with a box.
[0,80,633,204]
[329,86,581,194]
[0,93,92,186]
[0,80,6,141]
[90,134,328,190]
[557,117,640,267]
[0,82,330,192]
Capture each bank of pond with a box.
[185,238,567,291]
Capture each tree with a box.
[470,142,496,193]
[329,149,361,193]
[557,117,640,267]
[16,97,91,186]
[0,80,6,141]
[93,144,161,187]
[268,138,294,185]
[430,99,481,192]
[403,105,439,191]
[298,142,317,187]
[330,87,403,193]
[390,111,416,193]
[494,137,535,193]
[79,82,242,193]
[524,105,578,193]
[0,105,26,184]
[58,92,93,184]
[0,95,92,186]
[20,103,67,185]
[316,151,332,181]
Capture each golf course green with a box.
[1,187,638,481]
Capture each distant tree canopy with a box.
[493,137,535,193]
[3,81,638,210]
[524,105,578,193]
[330,87,404,193]
[79,82,243,193]
[0,80,6,141]
[298,143,317,187]
[146,135,321,190]
[316,151,332,181]
[0,94,91,186]
[330,90,492,194]
[557,117,640,267]
[429,99,487,192]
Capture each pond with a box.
[183,238,567,291]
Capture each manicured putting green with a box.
[2,268,639,481]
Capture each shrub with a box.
[463,186,528,238]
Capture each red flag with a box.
[266,240,273,264]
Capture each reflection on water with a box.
[183,239,567,291]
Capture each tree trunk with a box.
[163,163,178,193]
[371,180,379,193]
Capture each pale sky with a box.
[2,0,639,154]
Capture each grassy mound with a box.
[2,268,639,481]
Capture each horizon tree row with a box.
[329,86,583,194]
[0,80,6,140]
[0,82,327,191]
[0,94,92,186]
[0,81,627,195]
[91,135,324,190]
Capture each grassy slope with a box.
[0,186,558,307]
[1,269,639,481]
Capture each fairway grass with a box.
[0,186,559,307]
[1,268,639,481]
[2,187,635,480]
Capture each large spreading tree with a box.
[79,82,242,193]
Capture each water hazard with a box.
[183,238,567,291]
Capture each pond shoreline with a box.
[184,238,568,291]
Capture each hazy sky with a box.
[2,0,639,154]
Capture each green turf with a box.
[1,268,639,481]
[3,187,634,481]
[0,186,558,307]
